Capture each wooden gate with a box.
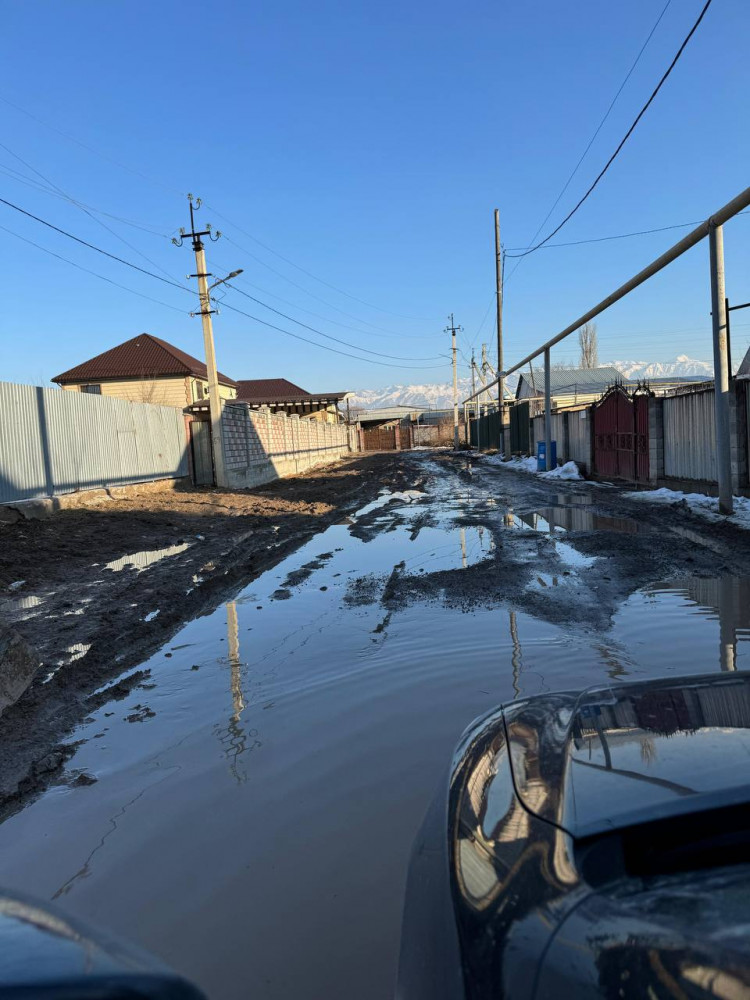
[593,385,649,482]
[362,426,398,451]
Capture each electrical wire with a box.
[219,300,449,370]
[0,94,439,329]
[224,283,444,362]
[205,202,436,322]
[516,0,673,261]
[0,223,186,313]
[506,211,750,251]
[0,195,449,371]
[221,233,435,339]
[0,160,170,235]
[0,93,184,196]
[506,0,714,260]
[0,140,181,282]
[0,195,190,292]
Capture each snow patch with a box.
[624,488,750,530]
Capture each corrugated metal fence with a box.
[0,381,188,504]
[663,387,717,482]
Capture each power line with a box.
[0,223,186,313]
[506,211,750,251]
[0,195,449,370]
[0,94,439,330]
[225,283,445,362]
[205,203,436,322]
[0,92,183,196]
[221,233,434,339]
[0,160,171,236]
[516,0,673,261]
[0,195,191,293]
[0,140,180,282]
[210,252,428,339]
[506,0,714,260]
[219,300,449,370]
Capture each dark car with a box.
[398,671,750,1000]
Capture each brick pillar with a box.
[648,396,664,486]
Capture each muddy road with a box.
[1,450,749,1000]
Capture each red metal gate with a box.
[593,386,649,482]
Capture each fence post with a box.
[709,223,733,514]
[544,348,552,470]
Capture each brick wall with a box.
[220,402,353,489]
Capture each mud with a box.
[0,452,422,810]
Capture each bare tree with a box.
[578,322,598,369]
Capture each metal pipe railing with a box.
[462,184,750,405]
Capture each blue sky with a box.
[1,0,748,391]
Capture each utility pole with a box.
[446,314,462,450]
[709,222,733,515]
[494,209,505,454]
[471,349,477,402]
[481,343,491,411]
[173,196,242,489]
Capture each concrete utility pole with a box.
[446,314,463,450]
[494,209,505,452]
[173,196,242,489]
[481,343,491,410]
[709,223,733,515]
[544,347,552,471]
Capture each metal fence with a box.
[663,386,717,483]
[0,381,188,504]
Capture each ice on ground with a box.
[624,488,750,531]
[353,490,426,519]
[483,455,583,480]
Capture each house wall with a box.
[62,376,236,407]
[0,381,188,504]
[221,402,352,489]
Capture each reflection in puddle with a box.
[103,543,191,574]
[509,506,641,534]
[645,577,750,672]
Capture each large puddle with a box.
[0,471,748,999]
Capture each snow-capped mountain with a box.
[348,356,714,411]
[609,355,713,380]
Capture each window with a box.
[80,384,101,394]
[193,381,205,401]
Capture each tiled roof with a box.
[236,378,310,401]
[52,333,238,387]
[236,378,348,403]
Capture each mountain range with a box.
[348,355,714,411]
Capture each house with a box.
[515,365,625,411]
[52,333,238,406]
[235,378,349,423]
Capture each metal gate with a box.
[593,386,649,482]
[362,426,398,451]
[190,419,214,485]
[509,401,530,454]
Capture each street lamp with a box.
[209,268,244,293]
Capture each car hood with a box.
[502,671,750,839]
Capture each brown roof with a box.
[52,333,238,387]
[236,378,348,404]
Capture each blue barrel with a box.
[536,440,557,471]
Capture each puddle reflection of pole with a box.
[226,601,245,720]
[718,576,737,672]
[509,611,522,697]
[460,528,467,569]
